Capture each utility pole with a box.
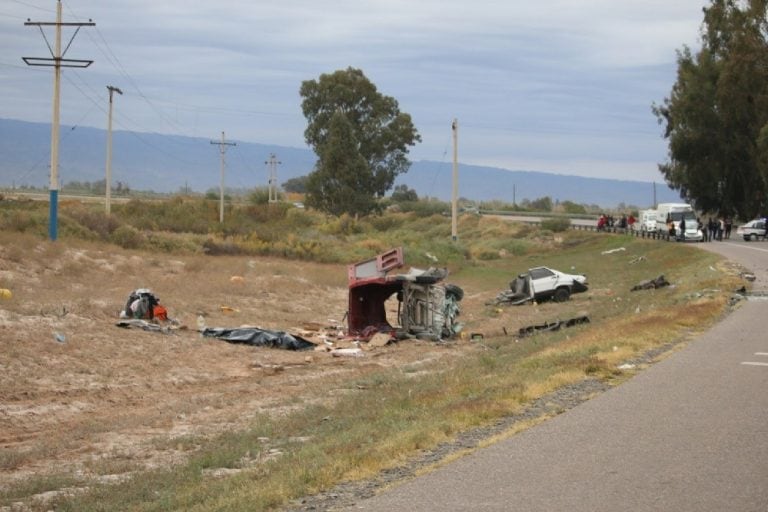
[451,118,459,241]
[23,0,94,241]
[105,85,122,215]
[265,153,282,203]
[210,131,236,223]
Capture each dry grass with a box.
[0,224,747,511]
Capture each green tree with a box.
[528,196,553,212]
[391,184,419,202]
[282,175,309,194]
[300,67,421,216]
[653,0,768,219]
[305,112,376,216]
[560,200,587,215]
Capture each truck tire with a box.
[554,287,570,303]
[444,284,464,301]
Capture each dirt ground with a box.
[0,236,565,501]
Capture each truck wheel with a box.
[444,284,464,301]
[554,287,570,303]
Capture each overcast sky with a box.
[1,0,709,183]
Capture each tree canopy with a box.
[300,67,421,216]
[653,0,768,220]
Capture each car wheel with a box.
[750,233,757,241]
[554,287,570,303]
[444,284,464,301]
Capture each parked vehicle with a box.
[492,266,588,305]
[655,203,702,241]
[633,209,657,232]
[736,219,767,241]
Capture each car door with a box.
[529,267,557,296]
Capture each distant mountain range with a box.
[0,118,681,208]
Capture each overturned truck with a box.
[347,248,463,341]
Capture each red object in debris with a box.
[347,248,404,336]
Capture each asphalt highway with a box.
[348,238,768,512]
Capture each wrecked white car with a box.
[492,266,588,305]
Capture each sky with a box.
[0,0,709,183]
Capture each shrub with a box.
[110,225,145,249]
[540,217,571,232]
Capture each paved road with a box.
[349,239,768,512]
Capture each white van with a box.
[655,203,702,241]
[634,209,657,232]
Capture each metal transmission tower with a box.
[210,132,236,223]
[105,85,123,215]
[265,153,282,203]
[22,0,94,241]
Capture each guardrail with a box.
[571,223,673,241]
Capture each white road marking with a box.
[755,353,768,356]
[741,362,768,367]
[721,242,768,253]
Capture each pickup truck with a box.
[492,266,588,305]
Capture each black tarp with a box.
[201,327,315,351]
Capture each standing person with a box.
[628,213,636,231]
[699,217,708,242]
[718,218,725,241]
[725,217,732,239]
[709,217,717,241]
[679,216,686,242]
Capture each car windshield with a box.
[668,211,695,222]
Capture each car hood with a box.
[554,270,587,284]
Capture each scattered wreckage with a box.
[114,248,464,351]
[347,247,463,342]
[516,314,591,338]
[490,266,588,306]
[630,275,670,292]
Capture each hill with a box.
[0,118,681,208]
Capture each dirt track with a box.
[0,236,558,498]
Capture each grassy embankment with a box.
[0,198,744,511]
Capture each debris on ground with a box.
[489,267,588,306]
[116,319,179,334]
[119,288,169,322]
[630,275,670,292]
[601,247,626,255]
[741,272,756,282]
[516,314,591,338]
[629,256,646,265]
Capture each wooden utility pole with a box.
[210,132,236,223]
[23,0,94,240]
[451,118,459,241]
[105,85,122,215]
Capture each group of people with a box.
[698,217,732,242]
[597,213,635,231]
